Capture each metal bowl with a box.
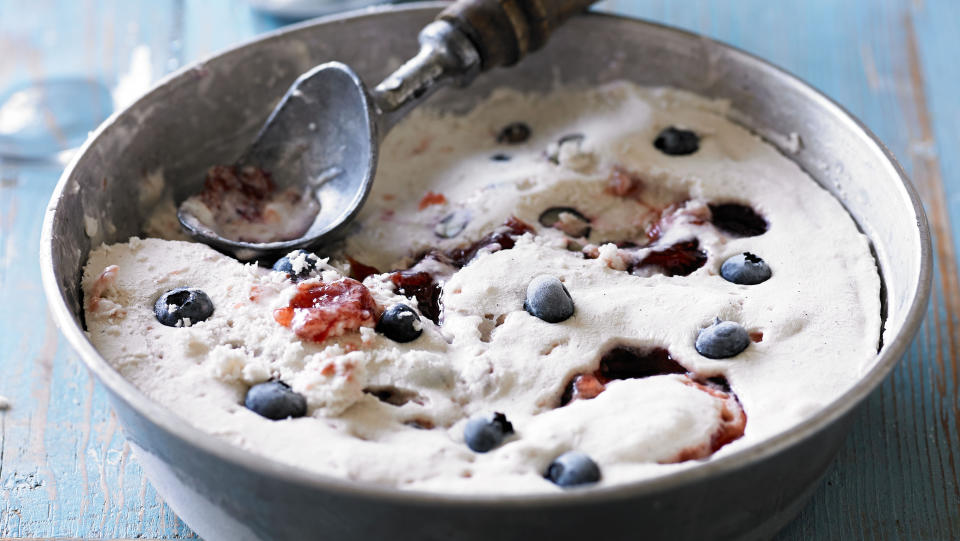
[40,3,931,540]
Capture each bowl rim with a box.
[40,1,932,507]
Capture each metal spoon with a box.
[179,0,600,261]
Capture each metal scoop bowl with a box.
[177,0,599,261]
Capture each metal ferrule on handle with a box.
[372,0,599,132]
[372,20,481,125]
[439,0,601,70]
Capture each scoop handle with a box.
[438,0,601,70]
[372,0,598,127]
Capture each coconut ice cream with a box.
[82,82,881,493]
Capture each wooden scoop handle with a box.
[438,0,601,70]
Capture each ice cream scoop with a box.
[177,0,600,260]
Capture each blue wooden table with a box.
[1,0,958,538]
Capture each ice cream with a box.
[82,82,881,493]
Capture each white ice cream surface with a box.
[83,82,881,493]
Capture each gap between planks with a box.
[897,3,960,534]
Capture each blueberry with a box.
[538,207,591,238]
[709,203,768,237]
[654,127,700,156]
[557,133,585,146]
[154,287,214,327]
[720,252,772,285]
[496,122,531,144]
[524,275,574,323]
[545,451,601,487]
[272,249,320,281]
[434,210,471,238]
[695,319,750,359]
[463,412,514,453]
[244,381,307,420]
[376,304,423,343]
[491,153,511,161]
[547,133,585,164]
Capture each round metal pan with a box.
[40,3,931,540]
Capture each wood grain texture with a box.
[0,0,957,539]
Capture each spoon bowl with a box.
[177,62,378,260]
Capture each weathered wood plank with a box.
[0,160,197,538]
